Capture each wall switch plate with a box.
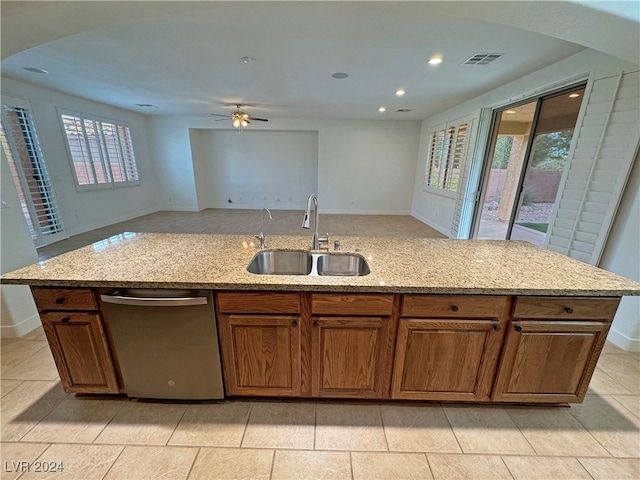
[1,194,9,208]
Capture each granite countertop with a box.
[2,232,640,296]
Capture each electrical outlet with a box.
[1,194,9,209]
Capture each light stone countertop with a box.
[2,232,640,296]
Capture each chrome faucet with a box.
[255,207,272,249]
[302,194,328,250]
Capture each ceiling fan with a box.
[211,104,269,130]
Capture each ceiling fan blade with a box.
[210,113,231,118]
[248,117,269,122]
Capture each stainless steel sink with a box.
[247,250,370,276]
[246,250,313,275]
[316,253,370,276]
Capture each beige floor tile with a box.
[352,451,432,480]
[577,457,640,479]
[22,326,46,342]
[611,394,640,418]
[94,401,187,445]
[501,455,593,479]
[21,396,125,443]
[1,380,67,442]
[1,380,22,398]
[189,447,274,480]
[427,454,513,480]
[1,345,58,381]
[17,443,123,480]
[507,406,610,457]
[168,401,251,447]
[271,450,351,480]
[602,342,626,354]
[588,367,634,395]
[242,401,315,449]
[443,406,535,455]
[596,354,640,394]
[315,403,387,451]
[1,340,49,372]
[0,442,49,480]
[381,404,461,453]
[569,394,640,458]
[104,445,197,480]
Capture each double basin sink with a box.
[247,249,370,276]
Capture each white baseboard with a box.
[411,211,452,237]
[0,313,41,338]
[607,328,640,352]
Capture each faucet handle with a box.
[254,232,266,249]
[318,233,330,250]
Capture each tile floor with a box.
[2,209,639,479]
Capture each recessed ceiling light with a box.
[241,56,254,64]
[505,110,517,114]
[568,93,580,98]
[395,88,406,97]
[24,67,48,74]
[331,72,349,79]
[428,56,442,65]
[378,106,386,112]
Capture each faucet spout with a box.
[255,208,272,249]
[302,194,327,250]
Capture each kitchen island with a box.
[3,233,640,404]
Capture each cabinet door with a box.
[492,320,608,403]
[218,315,301,397]
[41,312,120,394]
[311,316,394,399]
[391,318,502,401]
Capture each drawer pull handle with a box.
[564,307,574,314]
[291,320,298,327]
[61,317,71,323]
[55,298,65,304]
[514,325,522,332]
[313,321,318,327]
[451,305,459,312]
[493,324,501,332]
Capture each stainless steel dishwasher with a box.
[100,288,224,400]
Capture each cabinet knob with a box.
[55,298,65,304]
[291,320,298,327]
[450,305,459,312]
[514,325,522,332]
[61,316,70,323]
[493,324,501,332]
[312,321,318,327]
[564,307,574,314]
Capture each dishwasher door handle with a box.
[100,294,208,307]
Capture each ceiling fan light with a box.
[232,118,241,128]
[241,120,248,127]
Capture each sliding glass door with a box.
[472,85,586,245]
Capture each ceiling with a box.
[1,1,638,121]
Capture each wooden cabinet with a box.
[310,293,396,399]
[216,292,302,396]
[492,296,619,403]
[391,295,508,401]
[31,287,120,394]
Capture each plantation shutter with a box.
[451,110,483,238]
[544,70,640,265]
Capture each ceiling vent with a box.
[396,109,412,112]
[462,53,504,65]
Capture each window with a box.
[424,122,468,192]
[59,111,139,189]
[1,99,65,246]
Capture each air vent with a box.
[462,53,504,66]
[396,109,413,112]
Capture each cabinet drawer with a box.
[513,297,620,321]
[216,291,300,314]
[31,287,98,311]
[311,293,394,315]
[402,295,507,318]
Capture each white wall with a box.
[0,78,162,336]
[1,78,161,236]
[190,129,318,210]
[411,48,640,350]
[150,117,421,214]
